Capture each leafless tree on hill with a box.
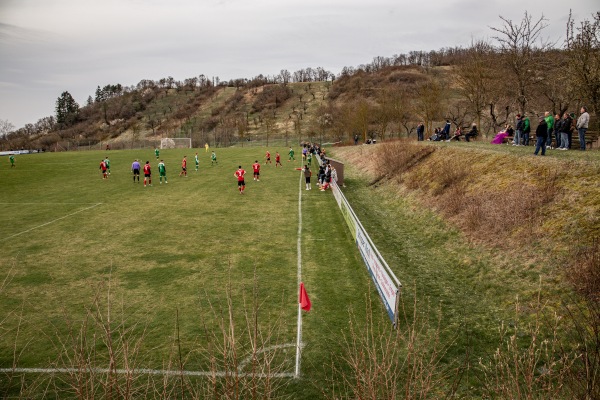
[414,80,446,136]
[490,12,553,115]
[537,50,575,117]
[455,40,497,131]
[446,102,472,134]
[566,11,600,116]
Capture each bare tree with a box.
[490,12,552,114]
[455,40,497,130]
[446,101,472,134]
[414,80,446,135]
[538,49,575,116]
[566,11,600,116]
[374,89,396,140]
[0,119,15,137]
[351,98,372,142]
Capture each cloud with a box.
[1,0,599,127]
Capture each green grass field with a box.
[0,147,383,398]
[0,144,577,398]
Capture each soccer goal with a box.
[160,138,192,149]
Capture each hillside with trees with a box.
[0,11,598,151]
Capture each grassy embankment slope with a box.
[332,141,599,381]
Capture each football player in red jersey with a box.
[252,160,261,181]
[143,161,152,187]
[265,150,272,164]
[179,156,187,177]
[275,152,282,167]
[234,165,246,194]
[99,159,108,179]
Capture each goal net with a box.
[160,138,192,149]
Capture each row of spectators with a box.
[425,121,479,142]
[491,107,590,152]
[301,142,337,191]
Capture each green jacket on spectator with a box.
[545,114,554,129]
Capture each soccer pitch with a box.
[0,148,379,396]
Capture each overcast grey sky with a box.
[0,0,597,128]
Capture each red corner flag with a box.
[299,282,311,312]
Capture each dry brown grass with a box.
[321,289,465,400]
[333,141,600,399]
[362,141,562,249]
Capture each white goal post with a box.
[160,138,192,149]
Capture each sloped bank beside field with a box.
[334,141,600,299]
[326,141,600,398]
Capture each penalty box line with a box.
[0,343,300,379]
[2,203,103,242]
[0,367,296,379]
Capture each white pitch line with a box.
[0,367,295,379]
[1,342,300,379]
[295,169,303,379]
[237,343,297,373]
[0,202,102,205]
[2,203,102,241]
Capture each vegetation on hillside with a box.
[1,11,598,151]
[334,141,600,398]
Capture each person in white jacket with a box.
[576,106,590,151]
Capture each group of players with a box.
[99,144,321,194]
[126,148,219,187]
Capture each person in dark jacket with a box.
[553,114,562,149]
[557,112,572,150]
[534,117,548,156]
[513,114,523,146]
[416,122,425,141]
[442,120,451,140]
[464,124,478,142]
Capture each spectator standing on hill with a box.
[131,159,141,183]
[558,112,572,150]
[523,115,531,146]
[534,117,548,156]
[354,134,359,145]
[553,114,562,149]
[514,114,523,146]
[577,106,590,151]
[416,122,425,141]
[464,124,478,142]
[544,112,554,149]
[158,159,167,183]
[442,120,451,140]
